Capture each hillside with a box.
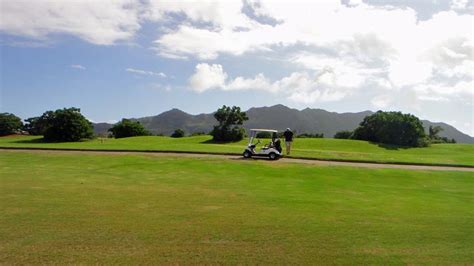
[93,105,474,143]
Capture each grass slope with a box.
[1,135,473,166]
[1,151,473,264]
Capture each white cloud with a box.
[226,73,274,91]
[151,83,172,92]
[189,63,352,103]
[126,68,166,77]
[189,63,227,93]
[451,0,470,10]
[144,0,255,30]
[413,80,474,99]
[154,1,473,97]
[0,0,142,45]
[70,64,86,70]
[371,94,392,109]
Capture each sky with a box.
[0,0,473,136]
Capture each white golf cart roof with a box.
[250,128,278,133]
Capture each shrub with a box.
[352,111,426,147]
[211,126,246,142]
[171,129,185,138]
[334,130,353,139]
[0,113,23,136]
[108,119,150,138]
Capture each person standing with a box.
[283,128,294,155]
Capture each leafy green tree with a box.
[428,126,456,144]
[210,105,248,142]
[171,129,185,138]
[352,111,426,147]
[42,108,94,142]
[23,111,55,135]
[334,130,353,139]
[0,113,23,136]
[108,119,150,138]
[429,125,443,140]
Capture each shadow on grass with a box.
[230,157,273,162]
[370,142,411,150]
[200,139,241,144]
[10,137,93,144]
[11,138,46,144]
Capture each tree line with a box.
[0,105,249,142]
[0,107,455,147]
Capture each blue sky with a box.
[0,0,473,135]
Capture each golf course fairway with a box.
[1,135,473,166]
[1,151,473,264]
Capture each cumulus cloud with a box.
[126,68,166,77]
[189,63,353,103]
[189,63,227,93]
[154,1,473,98]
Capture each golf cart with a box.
[243,129,282,160]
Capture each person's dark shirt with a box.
[284,130,293,142]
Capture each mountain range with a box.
[93,104,474,144]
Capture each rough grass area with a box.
[1,135,473,166]
[1,151,473,264]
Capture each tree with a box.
[0,113,23,136]
[42,108,94,142]
[428,126,456,144]
[334,130,353,139]
[171,129,185,138]
[352,111,426,147]
[429,125,443,140]
[23,111,55,135]
[108,119,150,138]
[210,105,248,142]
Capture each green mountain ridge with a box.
[93,104,474,143]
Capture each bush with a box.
[0,113,23,136]
[42,108,94,142]
[352,111,426,147]
[297,133,324,138]
[210,105,248,142]
[108,119,150,138]
[211,126,246,142]
[171,129,185,138]
[334,130,353,139]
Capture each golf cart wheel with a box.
[243,151,252,159]
[269,152,277,160]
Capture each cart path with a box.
[1,148,473,172]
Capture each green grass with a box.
[1,135,473,166]
[1,151,473,264]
